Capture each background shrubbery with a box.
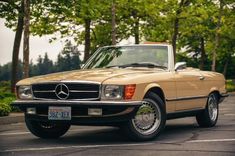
[0,81,18,116]
[226,80,235,92]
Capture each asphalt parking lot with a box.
[0,95,234,156]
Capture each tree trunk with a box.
[223,58,229,77]
[131,10,139,44]
[211,31,220,72]
[84,18,91,62]
[11,0,24,93]
[134,19,139,44]
[172,0,190,65]
[211,0,223,71]
[111,0,116,45]
[23,0,30,78]
[199,37,205,70]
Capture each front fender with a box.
[143,83,161,96]
[135,83,161,100]
[127,83,162,101]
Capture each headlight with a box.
[18,86,33,99]
[102,85,123,100]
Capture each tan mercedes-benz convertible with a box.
[12,44,228,141]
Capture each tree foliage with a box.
[0,0,235,79]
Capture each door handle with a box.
[199,76,205,80]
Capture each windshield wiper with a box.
[106,65,120,68]
[120,62,167,69]
[106,62,167,69]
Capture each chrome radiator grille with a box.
[32,82,100,100]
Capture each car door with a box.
[174,68,207,111]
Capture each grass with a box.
[226,80,235,92]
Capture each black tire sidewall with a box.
[25,115,70,139]
[196,93,219,127]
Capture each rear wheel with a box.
[124,92,166,141]
[196,93,219,127]
[25,116,70,139]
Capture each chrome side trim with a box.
[173,107,203,112]
[167,108,204,119]
[166,95,207,102]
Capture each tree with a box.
[56,41,81,72]
[176,0,216,70]
[117,0,151,44]
[0,0,24,92]
[111,0,116,45]
[30,0,104,62]
[1,0,234,80]
[23,0,30,78]
[211,0,224,71]
[171,0,191,63]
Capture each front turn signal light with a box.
[124,84,136,100]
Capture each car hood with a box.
[17,68,165,85]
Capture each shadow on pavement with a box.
[23,122,202,146]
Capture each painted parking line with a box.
[0,132,30,136]
[0,131,88,136]
[224,114,235,116]
[187,139,235,143]
[1,143,154,152]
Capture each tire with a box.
[196,93,219,127]
[25,116,70,139]
[124,92,166,141]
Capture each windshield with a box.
[83,45,168,69]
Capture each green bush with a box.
[0,81,11,92]
[0,97,20,116]
[0,91,14,99]
[0,103,11,116]
[0,98,13,116]
[226,80,235,92]
[0,81,19,116]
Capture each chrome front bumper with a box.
[11,100,142,125]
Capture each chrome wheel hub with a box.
[132,100,161,135]
[208,94,218,121]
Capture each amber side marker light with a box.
[124,84,136,100]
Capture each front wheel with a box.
[196,93,219,127]
[25,116,70,139]
[124,92,166,141]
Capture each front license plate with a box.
[48,107,71,120]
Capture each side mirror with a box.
[175,62,186,71]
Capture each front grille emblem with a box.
[55,84,69,100]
